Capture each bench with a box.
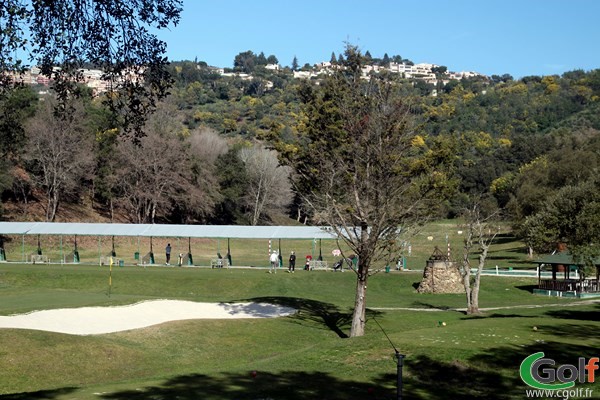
[309,260,329,270]
[31,254,49,264]
[100,256,122,266]
[211,258,226,268]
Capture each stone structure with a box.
[417,247,464,294]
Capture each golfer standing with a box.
[288,251,296,273]
[269,251,278,273]
[165,243,172,265]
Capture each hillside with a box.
[1,54,599,226]
[2,190,127,223]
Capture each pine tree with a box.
[382,53,391,66]
[330,52,337,64]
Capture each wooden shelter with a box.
[533,252,600,297]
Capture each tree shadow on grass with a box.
[98,364,523,400]
[537,304,600,340]
[400,355,515,400]
[0,387,77,399]
[544,303,600,321]
[471,340,600,389]
[491,233,518,244]
[410,301,455,311]
[99,371,396,400]
[534,323,600,340]
[241,296,383,339]
[461,313,534,320]
[487,255,521,261]
[406,306,600,398]
[515,284,537,293]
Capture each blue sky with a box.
[160,0,600,78]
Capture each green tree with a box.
[330,52,337,64]
[508,138,600,254]
[381,53,390,67]
[523,176,600,272]
[432,65,448,75]
[234,51,256,73]
[0,0,182,138]
[267,55,278,65]
[291,56,299,71]
[280,45,455,337]
[257,52,267,65]
[0,74,38,213]
[0,85,37,157]
[213,147,250,224]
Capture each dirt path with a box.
[371,299,600,312]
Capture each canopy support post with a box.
[74,235,80,263]
[187,237,193,265]
[227,238,232,267]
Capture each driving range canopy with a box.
[0,222,337,239]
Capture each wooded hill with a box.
[1,54,599,229]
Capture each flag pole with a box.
[108,256,113,297]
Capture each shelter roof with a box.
[428,246,449,261]
[535,252,600,266]
[0,222,336,239]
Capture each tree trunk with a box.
[468,279,480,314]
[463,271,473,313]
[50,193,59,222]
[466,249,488,314]
[46,189,59,222]
[251,176,264,226]
[469,249,488,314]
[461,235,474,314]
[350,273,368,337]
[151,202,157,224]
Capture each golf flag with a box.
[109,256,113,296]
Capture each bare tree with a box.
[189,127,229,164]
[115,131,183,223]
[24,101,94,221]
[239,145,292,225]
[115,106,220,223]
[459,200,501,315]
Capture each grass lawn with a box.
[0,261,598,400]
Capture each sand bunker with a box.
[0,300,295,335]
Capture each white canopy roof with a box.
[0,222,336,239]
